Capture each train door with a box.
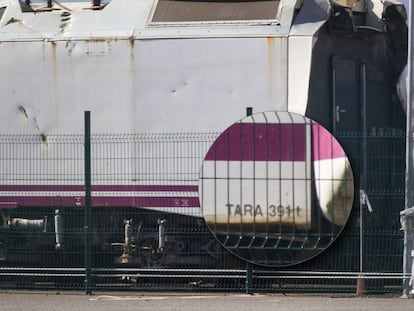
[332,55,365,190]
[332,56,362,134]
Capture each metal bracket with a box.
[360,189,373,213]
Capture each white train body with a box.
[0,0,296,219]
[0,0,293,135]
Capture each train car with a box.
[0,0,408,267]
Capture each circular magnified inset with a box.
[199,111,354,267]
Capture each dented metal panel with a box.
[0,37,288,134]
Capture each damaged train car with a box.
[0,0,408,268]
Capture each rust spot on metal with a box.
[85,40,113,57]
[65,41,75,56]
[129,38,135,60]
[33,118,41,131]
[5,17,21,26]
[18,105,29,119]
[267,37,275,67]
[41,134,48,146]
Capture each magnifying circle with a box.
[199,111,354,267]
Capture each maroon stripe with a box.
[0,185,84,192]
[0,196,200,208]
[0,185,198,192]
[0,202,18,208]
[312,123,346,160]
[205,123,306,161]
[93,185,198,192]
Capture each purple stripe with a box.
[0,185,84,192]
[0,196,200,208]
[0,202,18,208]
[0,185,198,192]
[205,123,306,162]
[312,123,346,160]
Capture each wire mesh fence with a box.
[0,129,407,294]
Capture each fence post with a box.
[244,107,254,294]
[403,0,414,298]
[357,62,368,295]
[401,208,414,297]
[245,262,253,294]
[84,111,92,295]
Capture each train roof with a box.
[0,0,407,41]
[0,0,302,40]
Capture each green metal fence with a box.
[0,128,406,294]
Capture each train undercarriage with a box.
[0,207,228,268]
